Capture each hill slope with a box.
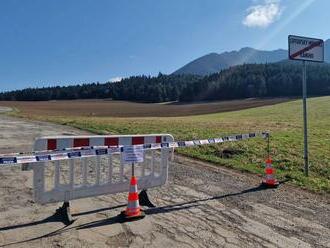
[174,39,330,76]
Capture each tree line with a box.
[1,62,330,102]
[0,73,201,102]
[179,62,330,101]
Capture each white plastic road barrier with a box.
[0,132,267,166]
[31,134,174,204]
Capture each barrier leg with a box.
[55,201,75,225]
[139,189,156,208]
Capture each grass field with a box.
[3,97,330,193]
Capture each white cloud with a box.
[109,77,123,83]
[243,0,283,28]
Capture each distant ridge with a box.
[173,39,330,76]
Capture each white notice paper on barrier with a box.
[123,145,144,163]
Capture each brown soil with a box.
[0,98,292,117]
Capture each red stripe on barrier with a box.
[104,137,119,146]
[132,136,144,145]
[73,138,89,147]
[47,139,57,150]
[156,136,162,143]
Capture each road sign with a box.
[288,35,324,177]
[123,145,144,163]
[288,35,324,62]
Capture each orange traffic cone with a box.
[121,176,145,220]
[262,157,279,187]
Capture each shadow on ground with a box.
[0,181,287,247]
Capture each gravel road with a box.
[0,113,329,248]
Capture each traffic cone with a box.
[262,157,279,187]
[121,176,145,220]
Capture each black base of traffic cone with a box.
[261,179,279,188]
[119,210,146,221]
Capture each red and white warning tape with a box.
[0,132,269,166]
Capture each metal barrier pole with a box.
[132,162,135,177]
[267,133,270,158]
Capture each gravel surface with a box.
[0,114,329,248]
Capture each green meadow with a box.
[10,96,330,193]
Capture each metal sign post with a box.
[302,60,308,176]
[288,35,324,176]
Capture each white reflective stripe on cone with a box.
[127,200,140,209]
[129,184,138,192]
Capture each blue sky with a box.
[0,0,329,91]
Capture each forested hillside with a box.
[179,62,330,101]
[1,62,330,103]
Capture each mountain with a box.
[174,39,330,76]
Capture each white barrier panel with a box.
[31,134,174,204]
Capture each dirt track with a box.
[0,113,329,247]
